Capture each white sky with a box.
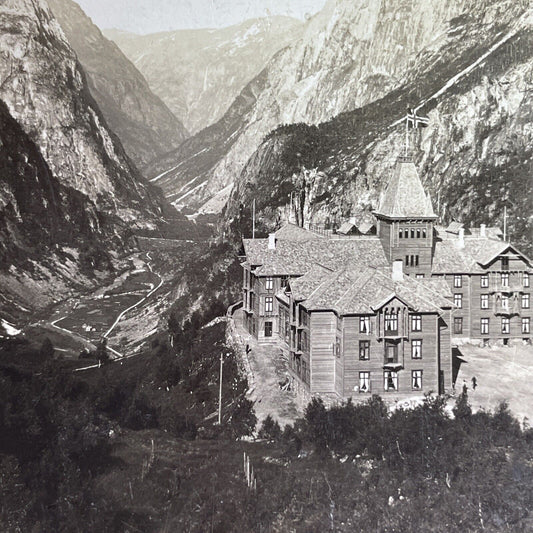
[75,0,328,34]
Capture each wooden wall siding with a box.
[310,312,337,394]
[342,313,443,399]
[439,310,453,391]
[379,221,392,260]
[437,266,532,339]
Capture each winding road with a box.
[46,252,164,372]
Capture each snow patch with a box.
[1,319,21,336]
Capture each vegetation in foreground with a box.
[2,315,533,533]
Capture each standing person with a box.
[462,379,468,395]
[472,376,477,390]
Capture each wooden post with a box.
[218,352,223,425]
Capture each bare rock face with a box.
[0,0,162,217]
[46,0,189,170]
[0,0,169,317]
[150,0,472,210]
[105,16,304,136]
[227,1,533,254]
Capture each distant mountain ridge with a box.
[104,16,304,135]
[145,0,473,211]
[47,0,189,170]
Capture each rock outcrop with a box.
[227,1,533,254]
[0,0,169,318]
[105,16,303,135]
[46,0,188,170]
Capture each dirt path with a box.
[33,252,164,370]
[231,309,303,428]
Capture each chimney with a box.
[268,233,276,250]
[392,260,403,281]
[480,224,486,237]
[458,228,465,248]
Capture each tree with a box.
[39,338,55,360]
[95,339,109,363]
[453,388,472,421]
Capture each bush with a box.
[258,415,282,441]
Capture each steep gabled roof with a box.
[374,159,437,219]
[298,265,454,315]
[274,223,324,241]
[242,236,388,277]
[432,233,532,273]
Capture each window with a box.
[454,275,462,288]
[265,296,273,313]
[384,312,398,334]
[501,295,509,310]
[359,340,370,360]
[480,294,489,309]
[384,371,398,391]
[411,339,422,359]
[522,294,530,309]
[302,360,308,384]
[405,255,409,266]
[399,228,403,239]
[416,228,421,238]
[385,342,398,363]
[412,370,423,390]
[264,321,272,337]
[522,318,530,334]
[501,317,510,334]
[454,317,463,335]
[501,273,509,287]
[454,294,463,308]
[334,338,341,358]
[501,257,509,270]
[359,316,370,334]
[422,228,427,238]
[481,318,489,335]
[265,277,273,290]
[411,228,415,239]
[280,276,289,288]
[415,255,419,267]
[524,273,530,288]
[411,314,422,332]
[481,274,489,288]
[359,372,370,393]
[416,273,425,279]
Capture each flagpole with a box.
[405,118,408,156]
[252,198,256,239]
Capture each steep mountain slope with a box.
[46,0,188,170]
[105,16,303,135]
[226,1,533,254]
[147,0,472,211]
[0,0,170,319]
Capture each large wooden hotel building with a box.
[241,157,532,402]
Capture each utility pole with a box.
[252,199,256,240]
[218,352,224,425]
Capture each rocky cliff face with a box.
[149,0,479,210]
[105,16,303,136]
[0,0,170,318]
[227,0,533,254]
[0,0,163,216]
[46,0,188,170]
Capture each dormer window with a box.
[501,257,509,271]
[265,277,273,291]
